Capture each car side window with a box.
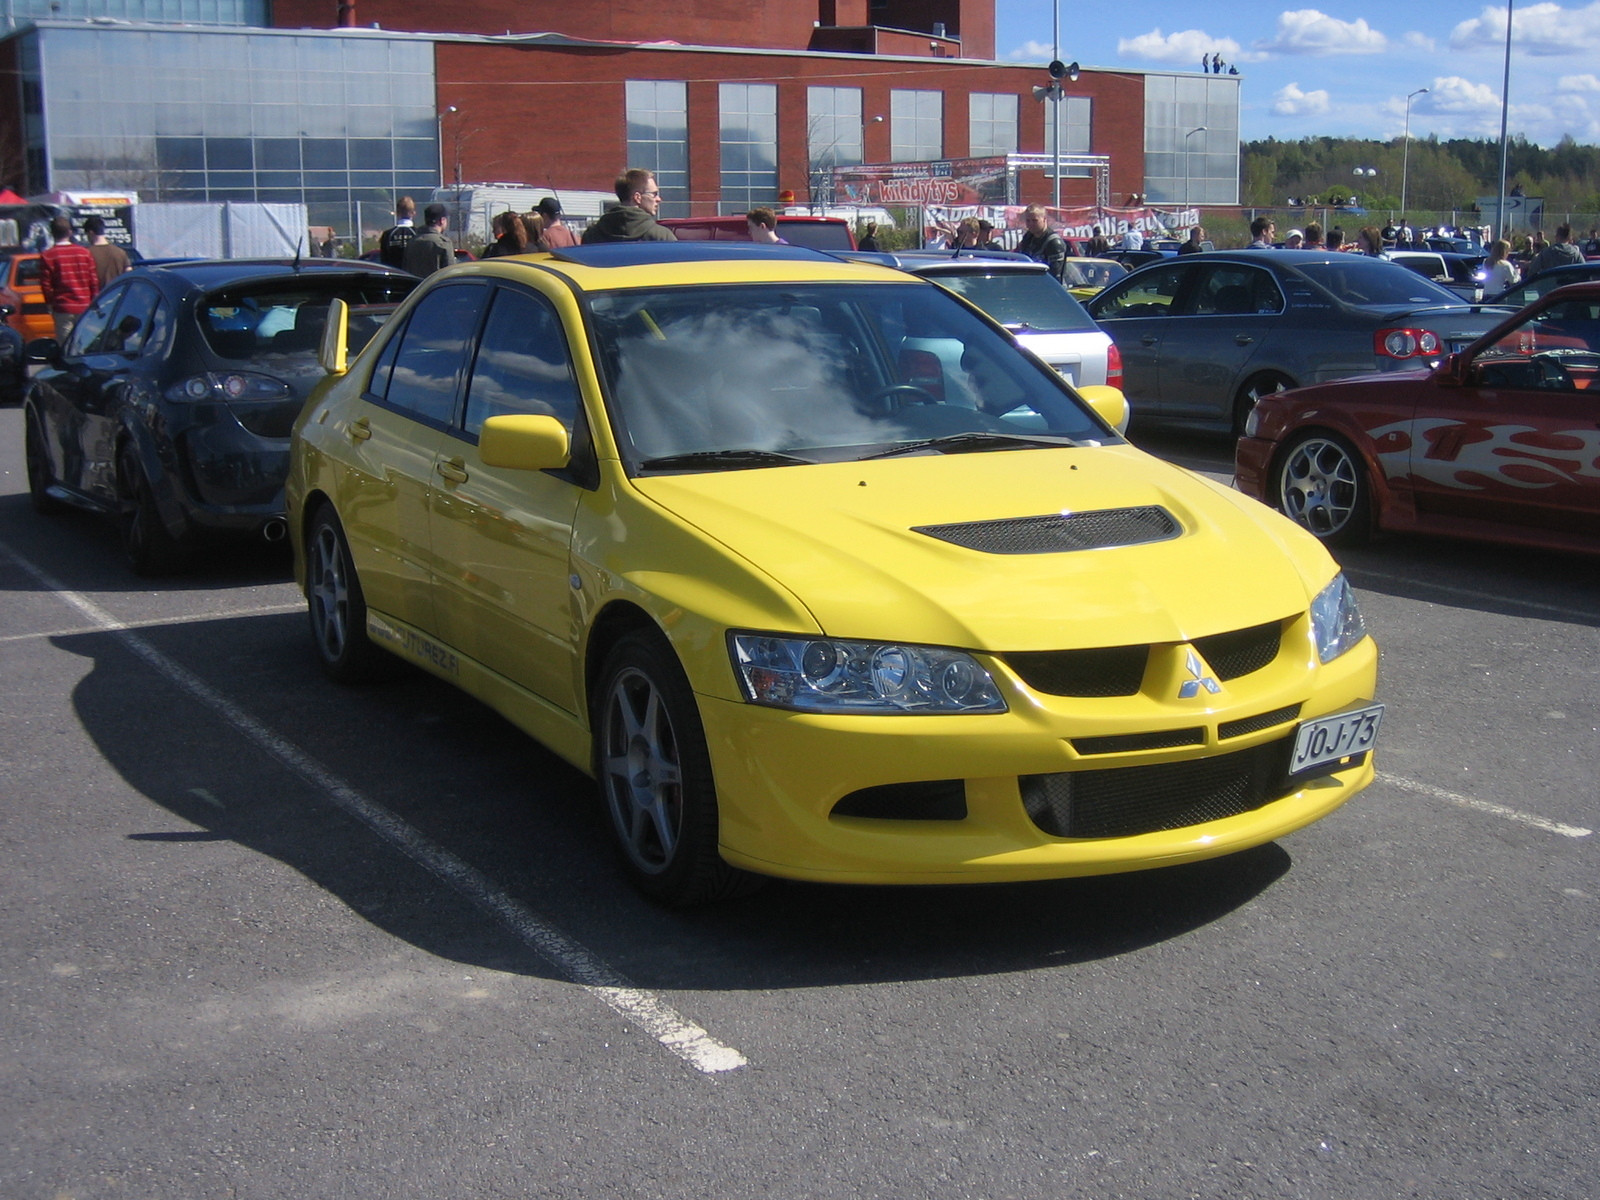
[377,283,488,427]
[63,288,120,356]
[462,286,581,438]
[1192,265,1284,317]
[1093,262,1189,319]
[100,281,164,356]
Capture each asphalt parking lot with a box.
[2,410,1595,1199]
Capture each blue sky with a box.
[994,2,1600,147]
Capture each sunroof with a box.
[549,241,835,267]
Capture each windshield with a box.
[589,281,1116,472]
[928,271,1100,332]
[1296,259,1463,308]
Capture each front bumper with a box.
[699,628,1378,884]
[1234,435,1275,504]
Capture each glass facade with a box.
[23,27,438,229]
[719,82,777,213]
[807,86,863,168]
[2,0,264,30]
[626,80,688,218]
[968,92,1017,158]
[1142,73,1240,206]
[890,89,942,163]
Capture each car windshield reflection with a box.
[588,282,1115,472]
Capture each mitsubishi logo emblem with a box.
[1179,648,1222,699]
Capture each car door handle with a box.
[1140,334,1159,345]
[1234,334,1254,345]
[349,417,372,442]
[437,457,469,484]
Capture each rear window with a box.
[198,277,414,361]
[1295,259,1461,307]
[932,270,1100,333]
[774,221,855,250]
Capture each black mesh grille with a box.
[1219,703,1302,741]
[832,780,968,821]
[1072,727,1206,756]
[1194,621,1283,680]
[914,506,1180,555]
[1004,645,1149,697]
[1020,737,1296,838]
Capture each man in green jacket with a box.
[581,169,678,244]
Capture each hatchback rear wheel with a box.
[118,446,186,576]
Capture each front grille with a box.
[832,780,967,821]
[1005,645,1148,697]
[1021,736,1296,838]
[1072,727,1205,756]
[914,506,1180,555]
[1219,703,1302,741]
[1194,621,1282,680]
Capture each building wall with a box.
[435,41,1145,213]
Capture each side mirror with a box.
[318,297,350,375]
[1077,384,1130,435]
[479,413,570,471]
[1434,352,1470,386]
[24,337,61,364]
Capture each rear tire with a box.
[305,505,397,683]
[118,446,186,576]
[1275,432,1372,546]
[593,630,761,906]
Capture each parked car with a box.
[1085,250,1515,434]
[0,303,23,404]
[834,248,1123,419]
[288,241,1380,905]
[1382,250,1488,301]
[23,258,415,573]
[1487,260,1600,307]
[0,251,50,341]
[1235,281,1600,553]
[1060,255,1129,302]
[658,213,856,250]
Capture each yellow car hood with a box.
[632,444,1333,651]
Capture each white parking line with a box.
[1379,771,1593,839]
[1351,569,1600,623]
[0,602,306,645]
[1,541,748,1075]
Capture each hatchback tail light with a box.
[1106,339,1123,388]
[1374,327,1442,360]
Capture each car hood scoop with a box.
[913,506,1180,554]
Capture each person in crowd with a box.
[1301,222,1324,249]
[481,210,529,258]
[1483,239,1520,293]
[1088,225,1110,256]
[1527,222,1584,278]
[1393,218,1415,249]
[1355,226,1383,256]
[40,215,98,340]
[1326,227,1345,251]
[1120,226,1145,251]
[949,216,983,250]
[857,220,881,251]
[536,197,577,248]
[1283,228,1304,249]
[1016,204,1068,280]
[401,203,453,277]
[1177,226,1206,255]
[976,219,1002,250]
[1246,216,1276,249]
[82,214,130,287]
[379,196,417,268]
[746,207,786,244]
[582,169,677,243]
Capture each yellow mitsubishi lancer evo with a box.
[288,243,1381,905]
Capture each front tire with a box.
[305,505,396,683]
[593,631,759,906]
[1276,432,1372,546]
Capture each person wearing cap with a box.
[1284,229,1304,249]
[536,196,577,248]
[976,219,1002,250]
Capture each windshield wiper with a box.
[862,432,1082,460]
[639,448,813,471]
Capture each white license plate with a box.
[1290,703,1384,776]
[1052,364,1078,387]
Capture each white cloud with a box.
[1004,40,1056,62]
[1425,75,1503,115]
[1116,28,1248,65]
[1259,9,1388,55]
[1272,83,1331,115]
[1399,31,1438,54]
[1450,2,1600,55]
[1557,73,1600,92]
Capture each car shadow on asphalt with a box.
[54,599,1295,994]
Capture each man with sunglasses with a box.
[581,168,679,244]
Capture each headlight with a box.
[1310,573,1367,663]
[731,633,1006,714]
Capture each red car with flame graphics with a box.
[1236,282,1600,555]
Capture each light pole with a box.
[435,105,457,187]
[1400,87,1428,221]
[1184,126,1206,209]
[1495,0,1514,240]
[1351,165,1376,209]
